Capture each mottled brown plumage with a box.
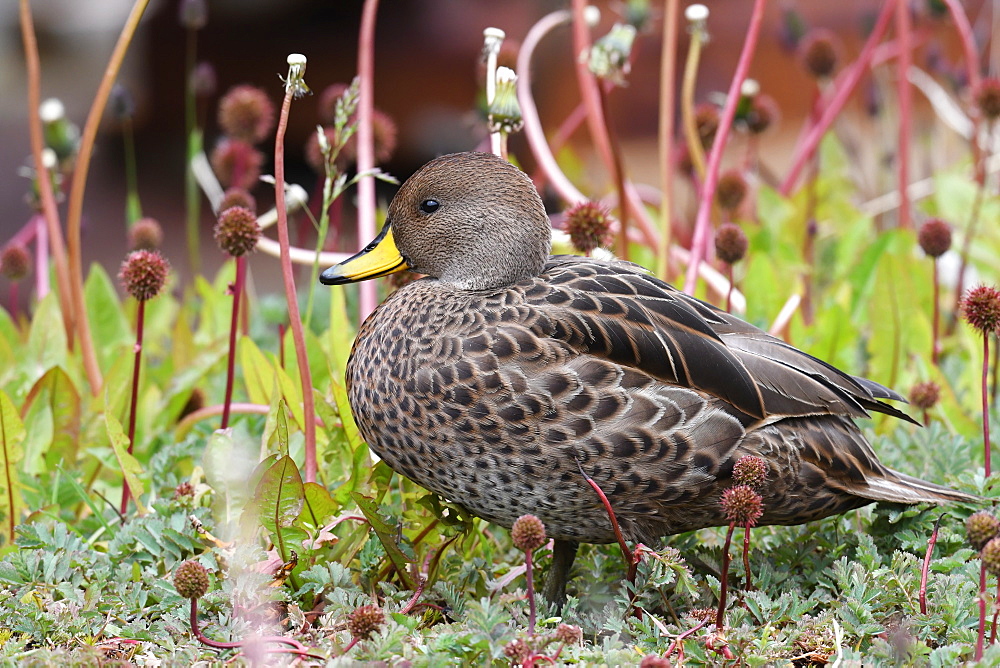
[321,151,974,596]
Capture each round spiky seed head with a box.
[174,481,195,499]
[0,245,32,281]
[174,560,209,599]
[639,656,671,668]
[129,217,164,251]
[119,250,169,302]
[511,514,546,552]
[715,223,748,265]
[715,170,748,212]
[564,201,614,255]
[694,103,720,149]
[733,455,767,488]
[210,138,263,191]
[555,623,583,644]
[503,638,529,661]
[983,537,1000,576]
[746,93,779,135]
[960,285,1000,334]
[918,218,952,258]
[974,77,1000,121]
[218,85,275,144]
[799,29,839,79]
[909,381,941,411]
[720,484,764,527]
[215,206,261,257]
[347,605,385,640]
[219,187,257,215]
[966,511,1000,551]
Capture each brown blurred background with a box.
[0,0,992,298]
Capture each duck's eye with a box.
[419,199,440,214]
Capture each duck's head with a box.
[320,151,552,291]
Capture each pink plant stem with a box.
[275,76,318,483]
[895,0,912,229]
[779,0,895,196]
[525,548,538,635]
[518,9,588,206]
[355,0,380,322]
[188,598,314,655]
[715,523,737,630]
[528,101,587,191]
[120,299,145,515]
[919,516,941,615]
[683,0,767,295]
[220,256,246,430]
[940,0,983,181]
[34,214,49,298]
[18,0,75,344]
[984,334,992,478]
[978,560,987,661]
[569,0,617,190]
[576,459,636,582]
[664,615,710,661]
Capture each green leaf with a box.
[0,390,25,548]
[84,263,132,373]
[297,482,339,529]
[246,455,306,561]
[20,366,80,474]
[239,336,273,408]
[352,492,415,590]
[106,412,146,515]
[26,292,68,388]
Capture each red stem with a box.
[355,0,380,322]
[576,459,635,581]
[275,74,318,483]
[120,298,145,515]
[525,548,537,635]
[715,523,737,631]
[220,256,246,430]
[895,0,912,229]
[984,334,992,478]
[919,516,941,615]
[779,1,895,196]
[663,615,710,661]
[188,598,312,654]
[940,0,983,183]
[683,0,767,295]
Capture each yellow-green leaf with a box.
[0,390,25,547]
[105,412,146,515]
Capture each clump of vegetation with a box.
[1,1,998,664]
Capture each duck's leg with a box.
[542,539,579,607]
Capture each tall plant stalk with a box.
[355,0,381,323]
[656,0,679,279]
[274,56,317,483]
[683,0,767,296]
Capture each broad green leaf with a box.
[105,411,146,515]
[251,455,306,561]
[297,481,339,529]
[0,390,25,548]
[352,492,415,590]
[26,292,67,386]
[240,335,273,408]
[20,366,80,474]
[84,262,132,373]
[265,395,291,456]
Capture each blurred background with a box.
[0,0,992,297]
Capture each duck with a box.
[320,151,975,603]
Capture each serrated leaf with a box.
[352,492,415,590]
[250,455,305,561]
[0,390,25,547]
[106,412,146,515]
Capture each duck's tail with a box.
[859,470,979,505]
